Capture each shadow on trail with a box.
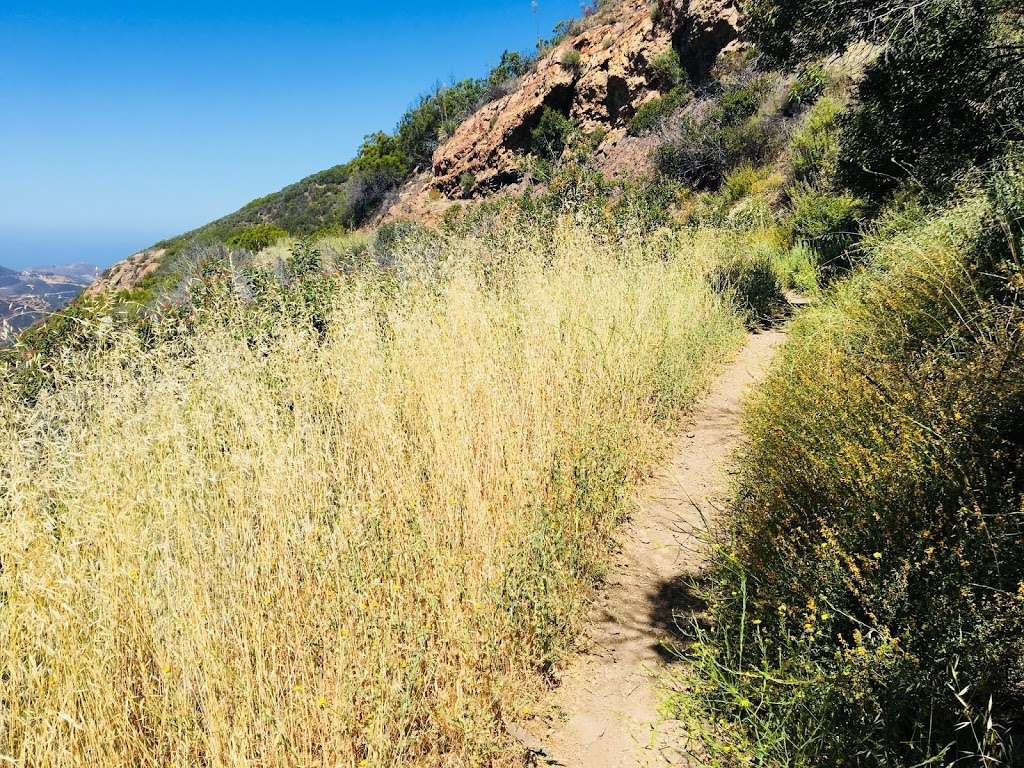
[647,571,712,663]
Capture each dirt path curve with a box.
[521,330,786,767]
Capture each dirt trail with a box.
[520,330,786,767]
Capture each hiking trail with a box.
[516,329,786,767]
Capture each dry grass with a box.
[0,222,743,767]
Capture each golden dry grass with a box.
[0,223,744,767]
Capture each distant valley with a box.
[0,263,98,344]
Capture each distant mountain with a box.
[0,263,99,345]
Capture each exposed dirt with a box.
[517,329,785,767]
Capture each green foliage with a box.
[560,49,582,71]
[789,184,863,273]
[627,87,689,137]
[651,49,685,91]
[487,50,532,92]
[748,0,1024,200]
[717,80,765,127]
[785,63,828,110]
[719,165,760,207]
[530,107,575,162]
[225,224,288,254]
[397,80,490,170]
[677,168,1024,766]
[710,245,787,327]
[771,241,820,294]
[653,73,787,190]
[654,115,727,189]
[789,96,842,185]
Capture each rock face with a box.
[86,248,165,296]
[428,0,742,199]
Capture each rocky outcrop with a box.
[86,248,165,296]
[428,0,742,199]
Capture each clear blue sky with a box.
[0,1,580,270]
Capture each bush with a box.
[785,63,828,111]
[719,165,760,206]
[531,107,575,162]
[789,184,863,273]
[561,49,582,71]
[789,96,842,185]
[748,0,1024,200]
[225,224,288,254]
[627,87,689,137]
[771,241,820,294]
[674,176,1024,766]
[651,49,685,91]
[710,245,787,327]
[717,80,764,127]
[654,115,727,189]
[486,50,533,98]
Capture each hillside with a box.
[86,0,741,299]
[3,0,1023,766]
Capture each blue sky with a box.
[0,1,580,270]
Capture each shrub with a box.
[654,115,726,189]
[710,243,787,327]
[717,81,764,127]
[397,79,490,169]
[561,49,582,71]
[789,184,863,273]
[674,174,1024,766]
[651,49,685,91]
[627,87,689,137]
[225,224,288,254]
[719,165,760,207]
[748,0,1024,200]
[771,241,820,294]
[789,96,842,185]
[530,107,575,162]
[785,63,827,111]
[486,50,533,97]
[459,172,477,197]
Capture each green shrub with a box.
[785,63,828,110]
[710,245,787,327]
[627,88,689,137]
[225,224,288,253]
[486,50,533,96]
[561,49,582,71]
[654,115,727,189]
[789,96,842,184]
[717,81,764,127]
[656,107,785,190]
[719,165,760,206]
[675,176,1024,766]
[789,184,863,273]
[747,0,1024,200]
[719,116,781,169]
[459,172,477,197]
[530,107,575,162]
[651,49,685,90]
[771,241,819,294]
